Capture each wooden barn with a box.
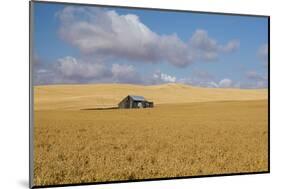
[118,95,154,109]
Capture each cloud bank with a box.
[57,7,239,67]
[245,71,268,88]
[34,56,142,85]
[33,6,267,89]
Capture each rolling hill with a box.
[34,83,268,110]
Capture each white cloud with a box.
[190,29,218,52]
[178,77,220,88]
[56,56,109,79]
[153,71,176,83]
[207,81,219,88]
[177,70,218,88]
[57,7,192,67]
[34,56,268,89]
[218,78,233,88]
[57,7,239,67]
[111,63,141,83]
[190,30,239,61]
[246,71,267,81]
[221,40,240,53]
[34,56,144,85]
[245,71,268,88]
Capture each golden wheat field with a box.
[33,84,268,186]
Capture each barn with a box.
[118,95,154,109]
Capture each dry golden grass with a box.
[34,83,267,110]
[33,89,268,186]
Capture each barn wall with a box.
[118,96,154,109]
[118,96,129,109]
[129,97,133,108]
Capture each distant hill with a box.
[34,83,268,110]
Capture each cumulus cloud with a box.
[32,54,58,85]
[34,56,143,85]
[57,7,239,67]
[222,40,240,53]
[190,30,239,61]
[207,81,219,88]
[179,72,267,89]
[190,30,218,52]
[111,63,141,83]
[178,75,241,89]
[153,71,176,83]
[218,78,233,88]
[57,7,192,67]
[178,77,219,88]
[246,71,267,81]
[245,71,268,88]
[179,76,235,88]
[56,56,110,79]
[177,70,218,88]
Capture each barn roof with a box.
[129,95,146,101]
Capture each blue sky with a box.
[32,2,268,88]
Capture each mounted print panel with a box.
[30,1,269,188]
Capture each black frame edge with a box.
[32,171,270,188]
[32,0,269,18]
[267,16,270,173]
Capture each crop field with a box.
[33,84,268,186]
